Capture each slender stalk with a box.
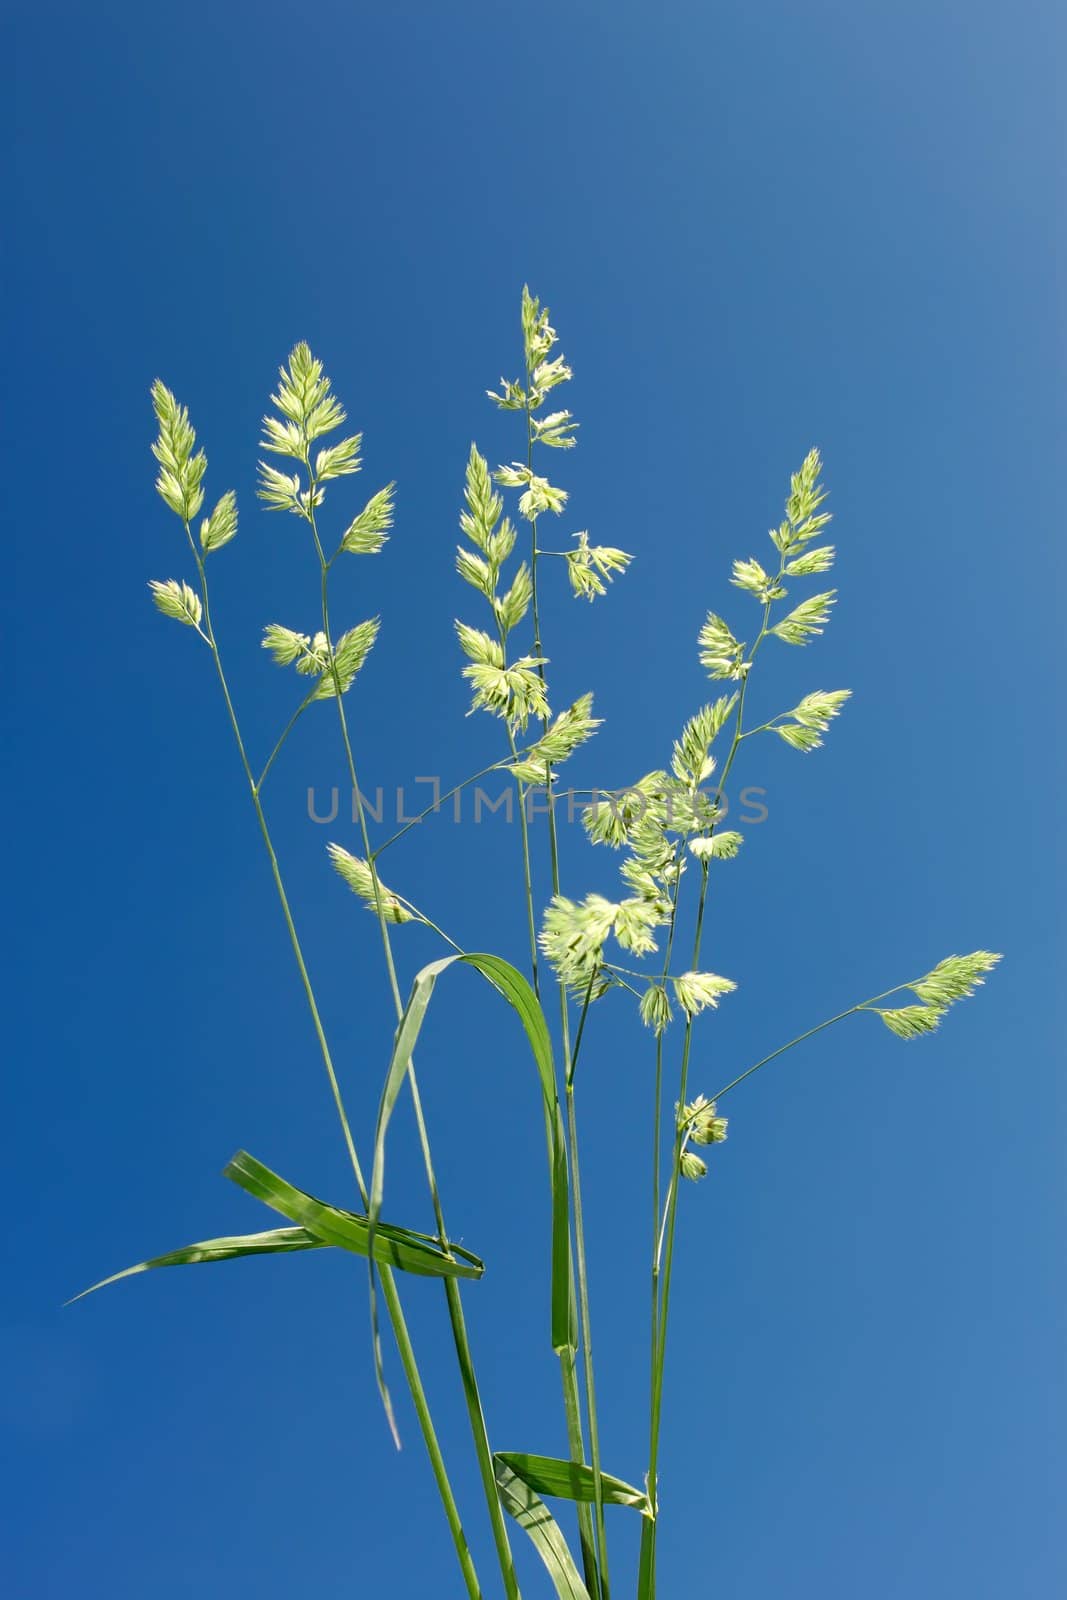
[565,975,609,1600]
[408,906,465,956]
[524,369,608,1599]
[646,858,684,1450]
[709,983,909,1104]
[640,563,808,1596]
[644,867,709,1574]
[491,572,599,1591]
[372,761,509,860]
[567,971,597,1089]
[506,745,597,1592]
[256,691,313,792]
[182,523,481,1600]
[305,484,522,1600]
[507,736,544,1000]
[635,852,686,1600]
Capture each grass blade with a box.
[462,952,576,1355]
[368,952,573,1365]
[68,1227,325,1303]
[495,1457,592,1600]
[495,1453,651,1516]
[224,1150,483,1279]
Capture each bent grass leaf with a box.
[68,1227,326,1303]
[374,951,573,1349]
[224,1149,483,1279]
[494,1457,591,1600]
[366,951,574,1431]
[495,1452,651,1516]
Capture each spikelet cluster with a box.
[677,1094,730,1182]
[455,289,631,747]
[327,844,419,925]
[873,951,1002,1039]
[250,345,399,700]
[538,693,742,1024]
[256,342,395,551]
[147,382,242,633]
[538,450,859,1033]
[699,450,851,756]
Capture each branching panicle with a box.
[125,306,1002,1600]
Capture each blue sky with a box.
[5,2,1064,1596]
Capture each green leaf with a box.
[223,1150,483,1279]
[369,952,574,1355]
[494,1458,591,1600]
[495,1453,651,1516]
[68,1227,326,1303]
[363,950,573,1447]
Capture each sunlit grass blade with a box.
[224,1150,483,1279]
[367,953,573,1377]
[462,951,575,1355]
[495,1453,651,1516]
[68,1227,326,1303]
[495,1457,592,1600]
[363,948,574,1483]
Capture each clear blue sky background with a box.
[5,2,1064,1596]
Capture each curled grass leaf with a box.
[366,952,574,1434]
[68,1227,325,1303]
[494,1457,592,1600]
[495,1452,651,1516]
[224,1149,483,1279]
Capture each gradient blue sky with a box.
[5,2,1064,1596]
